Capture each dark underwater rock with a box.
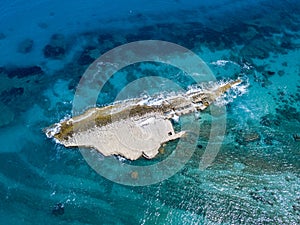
[77,46,97,65]
[263,136,274,145]
[0,87,24,104]
[280,38,293,49]
[43,34,66,58]
[260,114,280,127]
[249,191,274,206]
[293,134,300,142]
[235,130,261,145]
[125,34,141,43]
[240,37,279,60]
[7,66,44,78]
[78,54,94,65]
[49,33,66,47]
[260,115,272,126]
[18,38,34,53]
[43,44,65,58]
[276,106,300,122]
[197,144,203,149]
[98,33,113,43]
[52,203,64,216]
[266,70,275,76]
[293,204,300,212]
[138,26,157,39]
[240,44,268,60]
[6,87,24,96]
[0,32,6,40]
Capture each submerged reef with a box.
[43,34,66,59]
[6,66,44,79]
[45,79,242,160]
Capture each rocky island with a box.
[45,79,242,160]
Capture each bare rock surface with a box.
[45,79,243,160]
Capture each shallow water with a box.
[0,0,299,224]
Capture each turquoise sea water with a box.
[0,0,299,224]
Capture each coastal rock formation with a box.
[45,79,242,160]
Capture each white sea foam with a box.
[60,114,71,122]
[173,114,180,122]
[116,155,127,162]
[137,79,248,109]
[242,62,253,70]
[214,78,249,107]
[45,123,61,138]
[211,60,238,67]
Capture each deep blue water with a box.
[0,0,299,224]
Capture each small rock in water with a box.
[244,132,260,142]
[293,134,300,142]
[52,203,64,216]
[197,144,203,149]
[292,205,300,212]
[236,130,260,145]
[159,147,165,154]
[17,38,34,53]
[233,162,246,171]
[266,70,275,76]
[131,171,138,179]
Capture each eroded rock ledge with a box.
[45,79,242,160]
